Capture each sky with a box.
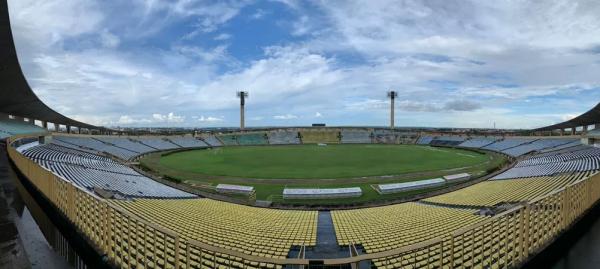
[7,0,600,129]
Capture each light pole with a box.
[237,91,248,130]
[387,91,397,129]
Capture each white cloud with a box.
[197,116,224,122]
[250,9,267,20]
[214,33,231,40]
[8,0,104,47]
[152,112,185,123]
[9,0,600,129]
[273,114,298,120]
[100,29,120,48]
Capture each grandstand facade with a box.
[2,1,600,268]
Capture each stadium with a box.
[1,1,600,269]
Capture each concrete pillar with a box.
[583,125,588,134]
[54,123,59,132]
[66,126,71,133]
[13,116,24,122]
[42,121,48,129]
[571,128,576,135]
[78,127,81,134]
[560,129,565,136]
[28,118,35,125]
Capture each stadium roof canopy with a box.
[534,102,600,131]
[0,1,101,130]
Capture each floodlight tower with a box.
[237,91,248,130]
[387,90,397,129]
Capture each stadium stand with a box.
[340,129,371,144]
[22,143,194,198]
[332,203,485,253]
[199,134,223,146]
[373,129,397,144]
[218,134,239,146]
[458,137,500,148]
[0,120,46,139]
[53,136,139,160]
[133,137,181,150]
[300,130,339,144]
[540,139,581,152]
[95,137,156,153]
[111,198,317,259]
[481,138,535,152]
[236,132,268,145]
[493,159,599,179]
[423,172,590,207]
[501,138,578,157]
[416,136,434,145]
[167,136,208,148]
[268,130,300,145]
[429,136,466,146]
[518,145,600,166]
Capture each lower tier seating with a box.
[300,131,339,144]
[237,133,268,145]
[332,203,486,253]
[167,137,208,148]
[423,172,590,207]
[268,130,300,144]
[111,198,317,259]
[200,135,223,146]
[340,130,371,143]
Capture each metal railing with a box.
[6,134,600,269]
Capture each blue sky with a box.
[8,0,600,129]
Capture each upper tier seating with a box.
[539,140,581,153]
[237,133,268,145]
[111,198,317,260]
[501,139,577,157]
[481,138,534,152]
[332,203,485,253]
[518,145,600,166]
[268,130,300,144]
[22,144,194,198]
[134,137,181,150]
[0,120,46,139]
[423,172,589,207]
[200,135,223,146]
[167,136,208,148]
[493,158,599,179]
[492,145,600,179]
[95,137,156,153]
[300,130,339,144]
[54,136,139,160]
[340,130,371,143]
[458,137,500,148]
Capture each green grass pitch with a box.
[159,144,489,179]
[140,144,505,204]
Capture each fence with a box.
[6,134,600,269]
